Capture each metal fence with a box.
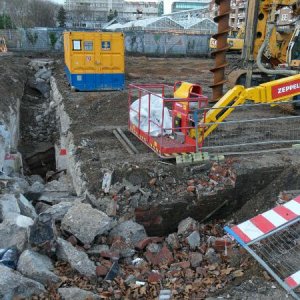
[225,200,300,300]
[199,101,300,153]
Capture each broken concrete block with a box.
[0,194,20,220]
[56,238,96,278]
[17,194,37,220]
[177,217,199,237]
[186,231,201,250]
[61,203,112,244]
[189,252,203,268]
[43,201,74,221]
[58,287,100,300]
[205,248,221,264]
[0,215,33,251]
[87,244,110,256]
[109,220,147,246]
[11,177,30,194]
[17,249,60,285]
[0,264,45,299]
[166,233,181,250]
[29,213,56,248]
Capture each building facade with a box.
[163,0,211,15]
[64,0,159,25]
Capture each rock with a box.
[0,194,20,220]
[11,177,30,193]
[205,248,221,264]
[109,220,147,246]
[145,245,174,266]
[56,238,96,278]
[0,264,45,299]
[29,213,56,250]
[29,181,45,193]
[177,217,199,237]
[17,194,37,220]
[189,252,203,268]
[38,192,78,204]
[17,250,60,285]
[58,287,100,300]
[0,215,33,251]
[61,203,111,244]
[166,233,180,250]
[186,231,201,250]
[43,201,73,221]
[27,175,45,185]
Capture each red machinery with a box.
[128,82,208,158]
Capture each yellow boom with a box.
[200,74,300,139]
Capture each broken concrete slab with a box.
[43,201,74,221]
[17,249,60,286]
[177,217,199,237]
[61,203,111,244]
[56,238,96,278]
[186,231,201,250]
[0,264,45,299]
[109,220,147,246]
[17,194,37,220]
[0,193,20,220]
[0,215,33,251]
[58,287,100,300]
[87,244,110,256]
[37,192,78,204]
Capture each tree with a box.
[57,6,66,27]
[114,10,118,18]
[0,14,14,29]
[158,1,163,17]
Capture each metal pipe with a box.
[257,23,297,76]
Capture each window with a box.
[73,40,81,50]
[84,41,93,51]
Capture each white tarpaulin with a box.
[130,94,172,137]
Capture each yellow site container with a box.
[64,31,125,91]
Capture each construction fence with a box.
[200,101,300,154]
[0,28,211,56]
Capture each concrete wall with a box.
[0,28,210,56]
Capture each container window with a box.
[84,41,93,51]
[72,40,81,51]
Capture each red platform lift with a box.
[128,82,208,158]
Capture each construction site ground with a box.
[1,53,300,299]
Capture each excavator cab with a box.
[0,37,7,53]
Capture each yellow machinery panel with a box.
[63,31,125,91]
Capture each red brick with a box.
[96,265,108,277]
[100,251,120,259]
[147,272,162,283]
[145,245,174,266]
[136,237,154,250]
[171,261,190,269]
[213,238,232,252]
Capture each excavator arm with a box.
[200,74,300,139]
